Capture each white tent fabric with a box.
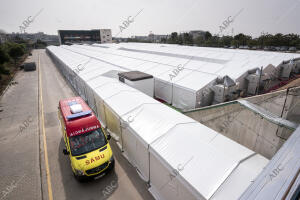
[56,43,300,111]
[115,42,299,80]
[120,104,192,180]
[47,45,269,200]
[148,122,268,200]
[60,45,220,109]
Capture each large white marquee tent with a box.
[57,43,300,110]
[47,45,269,200]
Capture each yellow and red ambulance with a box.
[58,96,114,181]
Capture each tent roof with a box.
[150,122,268,199]
[47,45,269,200]
[62,43,299,94]
[121,103,194,144]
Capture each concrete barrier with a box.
[184,87,300,159]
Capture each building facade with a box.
[0,33,7,44]
[148,33,168,42]
[0,29,7,44]
[99,29,112,43]
[189,30,206,40]
[58,29,112,45]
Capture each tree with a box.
[0,46,10,76]
[234,33,251,46]
[285,34,299,47]
[182,33,193,45]
[8,44,24,65]
[231,39,238,47]
[272,33,283,46]
[195,36,205,46]
[0,47,9,64]
[177,34,183,45]
[220,36,233,47]
[160,38,167,43]
[35,39,47,47]
[168,32,179,44]
[248,39,259,48]
[161,31,300,49]
[204,31,212,40]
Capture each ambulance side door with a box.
[58,108,69,149]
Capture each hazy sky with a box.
[1,0,299,37]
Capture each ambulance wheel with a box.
[73,171,86,182]
[108,158,115,173]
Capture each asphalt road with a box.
[0,49,154,200]
[0,51,40,200]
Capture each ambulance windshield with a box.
[69,128,107,156]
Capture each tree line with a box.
[158,32,300,50]
[0,35,35,95]
[0,36,48,93]
[0,41,26,77]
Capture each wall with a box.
[247,86,300,124]
[184,86,300,159]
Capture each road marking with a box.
[39,53,53,200]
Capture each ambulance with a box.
[58,96,114,181]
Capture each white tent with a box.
[60,45,221,110]
[149,122,268,200]
[58,43,300,111]
[120,103,195,181]
[47,45,270,200]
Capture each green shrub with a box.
[0,64,10,75]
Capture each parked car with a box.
[24,62,36,71]
[288,47,297,52]
[280,46,288,51]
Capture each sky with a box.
[0,0,300,37]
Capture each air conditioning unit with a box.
[280,62,294,78]
[211,84,238,104]
[292,60,300,74]
[246,74,260,95]
[211,76,238,104]
[212,84,227,103]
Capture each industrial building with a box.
[0,30,8,44]
[57,29,112,45]
[99,29,113,43]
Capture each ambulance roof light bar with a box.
[67,110,92,120]
[70,104,83,114]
